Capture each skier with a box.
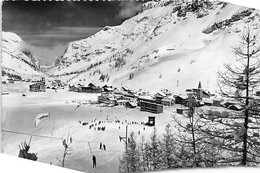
[92,155,96,168]
[100,142,102,150]
[103,144,106,151]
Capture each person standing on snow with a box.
[92,155,96,168]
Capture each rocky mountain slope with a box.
[50,0,260,94]
[2,32,45,80]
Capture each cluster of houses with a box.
[69,83,172,114]
[69,83,193,114]
[27,77,260,114]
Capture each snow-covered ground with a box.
[2,84,180,173]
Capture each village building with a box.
[2,76,8,84]
[29,83,46,92]
[103,87,114,93]
[137,96,160,105]
[98,95,107,104]
[138,96,163,114]
[186,88,210,101]
[69,83,101,93]
[137,90,149,96]
[107,97,117,106]
[69,85,81,92]
[174,95,188,105]
[7,78,14,84]
[153,92,166,104]
[102,85,114,93]
[125,101,137,109]
[139,101,163,114]
[52,79,64,88]
[161,89,172,97]
[203,98,213,106]
[113,87,121,94]
[81,83,102,93]
[98,94,117,106]
[117,100,129,106]
[161,97,175,106]
[212,98,224,107]
[123,90,137,101]
[114,94,124,100]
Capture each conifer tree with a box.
[119,132,140,172]
[147,127,162,170]
[161,124,177,169]
[138,136,146,171]
[172,95,209,167]
[201,27,260,166]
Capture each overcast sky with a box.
[2,1,148,65]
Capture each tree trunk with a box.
[242,32,250,166]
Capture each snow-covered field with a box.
[2,83,179,173]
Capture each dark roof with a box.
[122,86,130,91]
[88,83,96,87]
[140,100,163,107]
[174,95,188,100]
[102,85,108,88]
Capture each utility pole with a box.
[118,112,130,172]
[119,124,129,173]
[88,142,93,156]
[119,124,128,148]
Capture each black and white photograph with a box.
[1,0,260,173]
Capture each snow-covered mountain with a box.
[2,32,45,80]
[51,0,260,94]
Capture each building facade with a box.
[29,83,46,92]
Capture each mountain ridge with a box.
[2,31,46,80]
[49,1,260,93]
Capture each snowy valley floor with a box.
[1,83,182,173]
